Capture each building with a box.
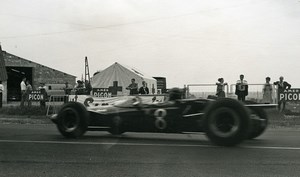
[0,45,8,106]
[153,77,167,94]
[1,49,76,103]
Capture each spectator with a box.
[85,80,92,95]
[20,77,26,107]
[126,78,138,95]
[216,78,227,98]
[38,82,47,108]
[139,81,149,95]
[235,74,248,102]
[0,81,4,108]
[274,76,291,112]
[63,82,72,95]
[75,80,85,95]
[262,77,273,104]
[151,84,156,94]
[25,80,32,107]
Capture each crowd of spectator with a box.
[214,74,291,112]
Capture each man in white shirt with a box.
[0,81,4,108]
[235,74,248,102]
[20,77,26,107]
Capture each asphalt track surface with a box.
[0,123,300,177]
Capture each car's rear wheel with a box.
[56,102,89,138]
[204,98,250,146]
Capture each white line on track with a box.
[1,139,300,150]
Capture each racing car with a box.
[50,88,276,146]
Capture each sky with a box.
[0,0,300,88]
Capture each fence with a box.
[186,83,278,104]
[230,84,278,104]
[186,84,229,99]
[46,95,68,117]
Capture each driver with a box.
[168,88,182,101]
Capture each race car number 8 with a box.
[154,109,167,130]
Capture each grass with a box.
[0,106,47,116]
[266,109,300,128]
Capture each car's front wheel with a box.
[56,102,89,138]
[204,98,250,146]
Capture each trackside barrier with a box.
[186,84,229,99]
[185,83,278,104]
[230,84,277,104]
[46,95,68,117]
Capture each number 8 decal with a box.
[154,109,167,130]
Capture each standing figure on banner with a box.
[139,81,149,95]
[262,77,273,104]
[216,78,227,98]
[273,76,291,112]
[126,78,138,95]
[25,80,32,107]
[235,74,248,102]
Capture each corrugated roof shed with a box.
[0,45,8,81]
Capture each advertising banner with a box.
[279,89,300,102]
[92,88,112,98]
[28,90,45,101]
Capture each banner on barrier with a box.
[279,89,300,102]
[92,88,112,98]
[28,90,45,101]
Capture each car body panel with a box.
[52,95,275,134]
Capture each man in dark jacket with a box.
[138,81,149,95]
[274,76,291,112]
[126,78,138,95]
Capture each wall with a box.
[3,52,76,89]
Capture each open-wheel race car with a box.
[50,88,276,146]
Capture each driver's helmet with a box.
[168,87,182,101]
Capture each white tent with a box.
[91,62,157,96]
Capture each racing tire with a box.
[204,98,250,146]
[246,105,268,140]
[108,115,125,135]
[56,102,89,138]
[108,129,125,135]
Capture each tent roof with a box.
[116,62,156,81]
[93,62,156,81]
[91,62,157,90]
